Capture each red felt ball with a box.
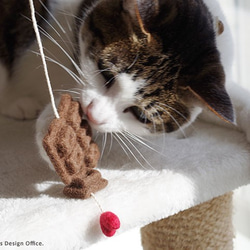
[100,211,120,237]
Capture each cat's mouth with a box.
[124,106,151,124]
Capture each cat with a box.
[1,0,250,163]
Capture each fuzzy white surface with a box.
[0,115,250,250]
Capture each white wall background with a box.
[221,1,250,249]
[87,1,250,249]
[220,0,250,91]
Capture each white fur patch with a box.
[79,66,148,134]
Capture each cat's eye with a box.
[98,61,115,88]
[101,70,115,88]
[124,106,151,124]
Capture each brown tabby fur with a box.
[76,0,233,133]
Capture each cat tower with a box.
[0,111,250,249]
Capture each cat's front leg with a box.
[1,97,44,120]
[0,63,41,120]
[36,102,58,170]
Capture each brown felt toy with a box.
[43,94,108,199]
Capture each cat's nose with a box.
[85,102,104,125]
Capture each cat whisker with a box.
[156,102,197,132]
[127,53,139,70]
[93,130,100,142]
[156,102,186,119]
[22,13,61,39]
[63,12,73,32]
[42,46,62,62]
[39,0,66,33]
[120,132,154,170]
[34,12,61,38]
[92,67,113,78]
[113,133,131,160]
[58,10,83,23]
[32,51,86,86]
[125,131,153,147]
[54,89,81,97]
[37,26,86,82]
[142,105,159,134]
[100,132,108,161]
[45,56,86,85]
[71,87,84,94]
[116,132,147,169]
[123,130,160,154]
[150,114,157,134]
[104,74,118,88]
[106,132,114,156]
[40,5,81,73]
[151,107,166,134]
[37,0,75,54]
[35,11,77,52]
[150,107,167,150]
[155,104,187,138]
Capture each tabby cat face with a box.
[76,0,234,135]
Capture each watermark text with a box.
[0,241,44,247]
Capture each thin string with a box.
[29,0,60,119]
[91,193,104,213]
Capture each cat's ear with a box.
[123,0,159,42]
[185,79,235,124]
[215,17,224,36]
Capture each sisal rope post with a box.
[141,192,234,250]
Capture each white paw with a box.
[36,102,58,171]
[1,97,43,120]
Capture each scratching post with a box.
[141,192,234,250]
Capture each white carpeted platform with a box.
[0,114,250,250]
